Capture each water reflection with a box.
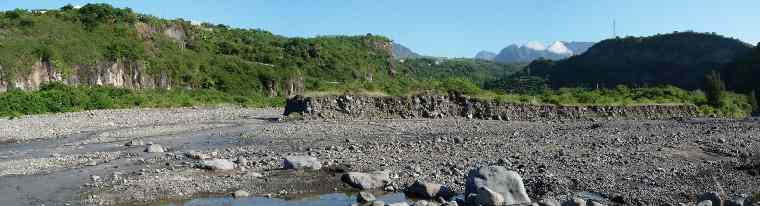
[161,192,409,206]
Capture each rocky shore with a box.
[0,106,758,206]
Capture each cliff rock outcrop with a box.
[0,59,171,92]
[285,95,698,121]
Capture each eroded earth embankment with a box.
[284,95,698,121]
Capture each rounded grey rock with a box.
[342,171,390,190]
[145,144,165,153]
[202,159,236,171]
[698,192,721,206]
[357,191,376,203]
[465,166,531,205]
[283,156,321,170]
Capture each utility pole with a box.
[613,19,617,38]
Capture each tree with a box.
[61,4,75,11]
[750,90,758,113]
[704,70,726,107]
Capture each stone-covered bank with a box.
[284,95,698,121]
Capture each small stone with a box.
[562,198,586,206]
[697,200,713,206]
[283,156,322,170]
[388,203,410,206]
[404,181,455,199]
[145,144,165,153]
[185,151,210,160]
[202,159,236,171]
[384,185,396,192]
[538,197,560,206]
[245,172,264,178]
[587,200,606,206]
[91,175,101,182]
[442,201,459,206]
[233,190,250,198]
[357,191,376,203]
[698,192,721,206]
[726,196,749,206]
[372,201,386,206]
[414,200,430,206]
[236,157,249,166]
[124,139,144,147]
[475,187,504,206]
[85,160,98,166]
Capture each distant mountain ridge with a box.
[490,41,595,63]
[528,32,753,90]
[474,51,497,61]
[392,43,423,59]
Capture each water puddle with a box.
[156,192,410,206]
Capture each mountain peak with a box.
[493,41,596,63]
[547,41,572,54]
[524,41,547,51]
[474,51,497,60]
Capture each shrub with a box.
[704,70,726,107]
[750,90,758,113]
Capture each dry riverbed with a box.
[0,107,758,206]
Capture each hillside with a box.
[392,43,422,59]
[397,58,525,86]
[474,51,497,61]
[0,4,394,96]
[723,43,760,94]
[529,32,753,89]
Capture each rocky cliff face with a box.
[0,22,185,92]
[0,59,171,92]
[285,95,698,121]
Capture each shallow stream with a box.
[155,192,410,206]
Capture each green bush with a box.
[0,83,285,118]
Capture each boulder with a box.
[372,201,386,206]
[185,151,210,160]
[413,200,431,206]
[442,201,459,206]
[389,203,411,206]
[471,187,504,206]
[465,166,531,205]
[358,191,376,203]
[538,197,561,206]
[561,198,586,206]
[202,159,236,171]
[587,200,606,206]
[232,190,250,198]
[698,192,721,206]
[145,144,165,153]
[283,156,322,170]
[342,171,390,190]
[726,196,747,206]
[404,181,456,199]
[125,139,144,147]
[697,200,713,206]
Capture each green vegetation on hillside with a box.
[398,58,525,86]
[527,32,753,90]
[473,85,753,118]
[0,4,393,95]
[0,5,756,118]
[0,82,282,118]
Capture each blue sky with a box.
[2,0,759,57]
